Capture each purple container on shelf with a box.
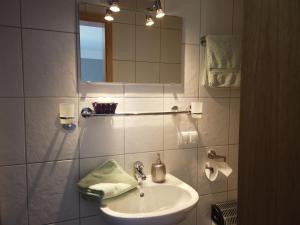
[92,102,118,114]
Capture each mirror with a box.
[79,1,183,84]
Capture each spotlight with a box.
[156,8,165,18]
[146,15,154,26]
[109,0,120,12]
[104,9,114,21]
[154,0,165,18]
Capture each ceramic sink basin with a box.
[100,174,199,225]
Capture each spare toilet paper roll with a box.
[205,162,219,181]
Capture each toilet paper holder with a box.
[208,150,226,162]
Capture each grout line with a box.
[43,217,80,225]
[75,0,82,220]
[113,59,181,64]
[22,27,77,34]
[0,24,21,29]
[19,0,31,224]
[22,96,79,99]
[123,97,126,166]
[134,12,137,83]
[0,96,25,99]
[79,96,231,99]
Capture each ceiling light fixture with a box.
[109,0,120,12]
[154,0,165,18]
[146,15,154,26]
[104,9,114,21]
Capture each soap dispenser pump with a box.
[151,153,166,183]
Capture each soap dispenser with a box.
[151,153,166,183]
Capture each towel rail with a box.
[80,107,202,118]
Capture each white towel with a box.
[203,35,241,88]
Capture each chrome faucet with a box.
[134,161,147,183]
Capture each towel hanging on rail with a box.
[202,35,241,88]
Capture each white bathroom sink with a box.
[100,174,199,225]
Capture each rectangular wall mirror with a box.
[79,0,183,84]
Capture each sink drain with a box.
[140,192,145,197]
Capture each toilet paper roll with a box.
[205,162,219,181]
[205,161,233,181]
[217,162,232,177]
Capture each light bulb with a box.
[110,1,120,12]
[146,15,154,26]
[156,8,165,18]
[104,9,114,21]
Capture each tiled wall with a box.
[0,0,241,225]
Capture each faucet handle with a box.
[134,161,144,170]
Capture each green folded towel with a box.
[78,159,138,202]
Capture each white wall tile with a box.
[136,0,165,10]
[161,16,182,30]
[124,97,163,113]
[178,208,197,225]
[0,99,25,166]
[113,60,135,83]
[112,23,135,60]
[229,98,240,144]
[125,115,163,153]
[197,192,228,225]
[164,149,198,188]
[49,220,80,225]
[233,0,243,35]
[228,189,238,201]
[25,98,79,163]
[198,98,229,147]
[0,165,28,225]
[23,29,77,97]
[124,98,163,153]
[79,83,124,98]
[230,88,241,97]
[161,29,181,63]
[27,160,79,225]
[113,11,135,24]
[124,151,164,176]
[136,62,159,83]
[136,26,160,62]
[0,0,20,26]
[160,63,181,84]
[0,27,23,97]
[164,44,199,97]
[228,145,238,190]
[22,0,76,32]
[198,146,228,195]
[79,116,124,158]
[79,155,124,217]
[163,98,198,150]
[201,0,234,35]
[118,0,137,9]
[165,0,200,44]
[80,215,110,225]
[79,97,124,158]
[124,84,163,97]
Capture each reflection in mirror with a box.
[80,21,106,82]
[79,1,183,84]
[79,8,113,82]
